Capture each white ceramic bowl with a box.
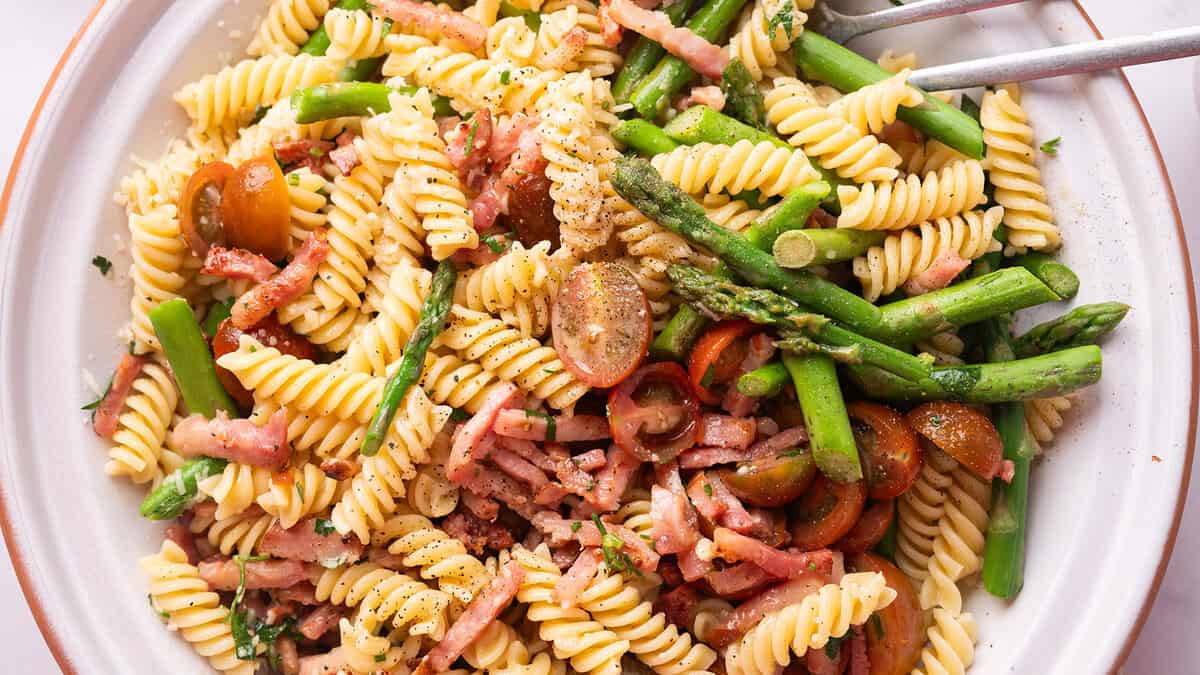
[0,1,1195,673]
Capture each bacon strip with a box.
[442,510,516,555]
[448,383,523,483]
[328,131,361,176]
[298,604,344,641]
[699,414,757,449]
[585,445,640,512]
[704,561,775,598]
[904,250,970,296]
[713,528,835,580]
[530,512,660,573]
[681,85,726,113]
[537,27,590,70]
[375,0,487,50]
[463,465,538,519]
[494,410,611,442]
[170,409,291,469]
[164,523,200,566]
[599,0,729,79]
[91,352,148,439]
[650,462,700,555]
[571,448,608,472]
[260,517,365,564]
[232,231,330,329]
[275,582,320,606]
[201,246,278,283]
[274,138,334,173]
[491,446,551,490]
[678,447,751,469]
[677,542,714,582]
[708,574,827,647]
[554,547,601,609]
[445,108,493,189]
[746,426,809,459]
[468,118,544,230]
[198,557,310,591]
[414,560,525,675]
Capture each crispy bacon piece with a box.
[414,560,525,675]
[678,447,750,470]
[708,574,827,647]
[91,353,149,439]
[586,445,641,512]
[571,448,608,472]
[298,647,348,675]
[494,410,611,442]
[699,414,757,449]
[600,0,729,78]
[231,231,330,329]
[198,557,310,591]
[688,472,756,533]
[904,250,970,296]
[704,561,775,599]
[328,131,360,176]
[375,0,487,50]
[445,108,493,189]
[275,582,319,605]
[491,446,551,490]
[554,547,601,609]
[298,604,345,640]
[260,517,365,564]
[274,138,334,173]
[443,510,516,555]
[164,524,200,566]
[463,465,539,519]
[201,245,278,282]
[713,528,835,580]
[723,334,776,417]
[468,118,545,231]
[448,383,523,483]
[847,625,870,675]
[678,542,714,582]
[655,584,700,631]
[537,27,590,70]
[498,437,560,473]
[461,489,501,522]
[650,462,700,555]
[319,457,358,481]
[530,512,660,573]
[170,409,291,469]
[681,85,726,113]
[275,637,301,675]
[806,637,847,675]
[746,426,809,459]
[809,207,838,229]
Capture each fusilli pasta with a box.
[650,140,823,199]
[895,447,958,584]
[727,0,808,81]
[174,54,340,133]
[981,85,1061,250]
[919,466,992,616]
[340,261,432,375]
[247,0,332,56]
[105,361,179,484]
[376,512,493,603]
[827,68,923,135]
[836,160,987,231]
[256,461,343,528]
[1026,395,1072,444]
[324,7,392,60]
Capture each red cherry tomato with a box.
[220,157,291,261]
[552,262,652,388]
[849,553,924,675]
[835,499,895,554]
[717,449,817,508]
[503,172,561,251]
[608,362,701,463]
[847,401,922,500]
[687,320,757,405]
[179,162,234,257]
[906,402,1004,480]
[788,473,867,551]
[212,316,317,409]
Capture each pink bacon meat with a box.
[170,409,291,469]
[91,352,148,439]
[231,231,330,329]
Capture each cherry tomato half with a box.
[552,262,652,388]
[906,402,1004,480]
[687,320,757,405]
[212,316,317,409]
[180,161,234,257]
[849,552,924,675]
[503,172,561,251]
[847,401,922,500]
[718,449,817,508]
[220,157,291,261]
[608,362,701,463]
[788,473,867,550]
[836,499,895,554]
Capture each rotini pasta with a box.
[1026,395,1072,444]
[454,241,564,337]
[894,447,958,584]
[376,512,493,603]
[105,361,178,484]
[419,351,514,413]
[127,205,191,353]
[340,261,432,375]
[324,7,392,61]
[406,436,460,518]
[727,0,808,81]
[256,461,343,529]
[915,330,967,366]
[488,16,538,65]
[316,562,452,655]
[192,510,276,557]
[836,159,988,231]
[173,54,340,133]
[919,466,992,616]
[827,68,924,135]
[199,462,273,521]
[247,0,332,56]
[650,140,823,199]
[913,608,979,675]
[536,0,622,77]
[286,168,330,248]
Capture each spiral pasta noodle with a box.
[253,397,369,462]
[836,160,987,231]
[702,194,763,234]
[276,296,370,353]
[191,510,276,557]
[376,513,493,604]
[827,69,923,135]
[489,16,538,65]
[651,140,823,199]
[118,137,205,217]
[877,49,917,74]
[454,241,563,337]
[536,0,622,77]
[324,7,392,60]
[1026,395,1072,444]
[224,98,358,166]
[174,54,340,133]
[913,608,979,675]
[914,330,967,366]
[438,305,589,410]
[141,540,257,675]
[407,451,460,518]
[852,206,1003,301]
[691,597,733,645]
[286,168,329,247]
[919,466,992,616]
[199,462,274,521]
[981,85,1060,251]
[316,562,452,656]
[764,77,901,183]
[537,73,609,256]
[420,351,515,413]
[248,0,332,56]
[514,545,630,675]
[105,362,178,484]
[377,175,430,273]
[127,205,190,353]
[906,139,970,177]
[894,447,958,584]
[257,462,343,528]
[727,0,808,81]
[341,261,432,375]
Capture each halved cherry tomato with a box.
[180,161,234,257]
[718,449,817,508]
[687,320,757,405]
[212,316,317,409]
[220,157,291,261]
[849,552,923,675]
[552,262,652,388]
[608,362,701,463]
[847,401,922,500]
[503,172,561,251]
[788,473,867,550]
[836,499,895,554]
[906,402,1004,480]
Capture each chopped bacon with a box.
[555,453,598,498]
[490,114,540,166]
[273,138,334,173]
[699,414,757,449]
[655,584,700,630]
[197,557,310,591]
[463,465,538,519]
[170,409,291,469]
[374,0,487,50]
[298,647,348,675]
[470,180,509,232]
[461,489,501,522]
[498,436,559,473]
[368,547,409,570]
[275,582,319,605]
[534,482,569,507]
[266,600,299,626]
[999,459,1016,483]
[659,558,684,586]
[687,472,756,533]
[600,0,729,79]
[805,638,847,675]
[678,542,714,582]
[746,426,809,459]
[586,445,641,512]
[680,85,726,113]
[848,625,870,675]
[232,231,330,329]
[491,446,551,490]
[260,517,365,564]
[537,27,590,70]
[713,528,835,580]
[414,560,525,675]
[704,561,774,598]
[494,410,611,442]
[468,119,545,231]
[747,508,790,548]
[201,246,278,283]
[903,250,970,296]
[443,510,516,555]
[530,512,660,573]
[554,547,601,608]
[809,207,838,229]
[327,132,360,176]
[164,524,200,566]
[650,462,700,555]
[319,457,358,481]
[275,637,301,675]
[91,353,149,439]
[298,604,344,641]
[448,383,523,483]
[571,448,608,472]
[708,574,827,647]
[597,1,624,46]
[445,108,493,189]
[678,447,751,469]
[722,334,776,417]
[755,417,780,439]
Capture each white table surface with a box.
[1,1,1197,673]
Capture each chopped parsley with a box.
[570,521,583,533]
[81,373,114,412]
[314,518,336,536]
[543,368,560,375]
[375,653,387,663]
[699,364,717,389]
[92,255,113,276]
[480,232,510,254]
[500,69,512,85]
[249,104,270,125]
[592,515,641,577]
[309,146,326,158]
[1040,136,1062,155]
[295,481,305,501]
[287,172,300,186]
[525,409,556,441]
[703,483,713,497]
[229,553,269,660]
[776,449,804,459]
[767,3,794,37]
[450,407,471,422]
[464,116,480,156]
[929,414,943,427]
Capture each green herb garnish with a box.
[592,515,641,577]
[525,409,556,441]
[1040,137,1062,155]
[92,255,113,276]
[314,518,336,536]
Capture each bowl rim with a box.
[0,1,1194,674]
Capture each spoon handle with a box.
[816,0,1029,45]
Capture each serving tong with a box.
[810,0,1200,90]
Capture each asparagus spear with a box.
[650,304,710,361]
[361,259,457,456]
[300,0,370,55]
[743,182,831,252]
[139,457,228,520]
[292,82,454,124]
[628,0,752,118]
[149,299,238,417]
[612,0,698,103]
[1012,301,1130,358]
[772,228,885,268]
[1010,252,1079,300]
[737,361,789,397]
[200,298,234,339]
[721,59,766,129]
[792,32,984,159]
[612,119,681,156]
[783,353,862,483]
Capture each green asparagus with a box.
[721,59,766,129]
[362,259,456,456]
[612,0,697,103]
[783,353,862,483]
[1010,253,1079,300]
[772,228,885,268]
[737,362,790,397]
[149,299,239,417]
[793,32,984,159]
[743,181,831,252]
[1012,301,1130,358]
[612,119,681,156]
[292,82,454,124]
[650,305,711,361]
[139,457,228,520]
[200,298,234,339]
